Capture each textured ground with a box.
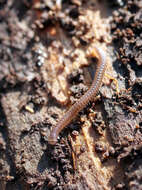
[0,0,142,189]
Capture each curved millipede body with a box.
[48,46,107,145]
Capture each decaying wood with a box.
[0,0,142,189]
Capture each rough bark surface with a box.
[0,0,142,189]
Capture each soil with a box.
[0,0,142,189]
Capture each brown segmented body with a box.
[48,46,107,145]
